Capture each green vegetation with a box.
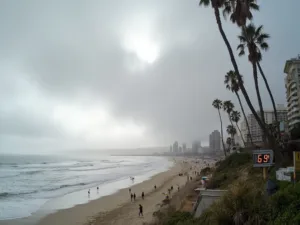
[153,153,300,225]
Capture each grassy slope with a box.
[152,152,300,225]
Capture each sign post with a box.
[252,149,274,180]
[293,151,300,182]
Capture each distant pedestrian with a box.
[97,187,99,192]
[129,188,131,193]
[142,192,144,200]
[178,186,180,191]
[139,204,143,217]
[154,185,157,190]
[133,193,136,201]
[88,189,90,196]
[131,193,133,202]
[171,186,173,191]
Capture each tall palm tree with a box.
[212,99,226,156]
[230,110,246,146]
[236,26,265,137]
[223,100,235,127]
[199,0,268,140]
[237,24,278,124]
[224,70,253,145]
[226,125,237,145]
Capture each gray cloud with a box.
[0,0,298,152]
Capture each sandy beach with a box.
[0,157,210,225]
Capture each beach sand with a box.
[0,157,209,225]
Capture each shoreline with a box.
[0,158,179,225]
[0,157,206,225]
[37,160,186,225]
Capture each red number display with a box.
[256,154,270,163]
[263,154,270,163]
[257,154,262,163]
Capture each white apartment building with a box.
[284,56,300,130]
[241,105,288,145]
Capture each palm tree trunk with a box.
[218,109,227,156]
[228,115,236,145]
[212,6,267,137]
[236,122,246,147]
[257,62,278,124]
[235,92,253,146]
[252,62,266,144]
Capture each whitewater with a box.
[0,153,172,220]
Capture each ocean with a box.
[0,153,172,220]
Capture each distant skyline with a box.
[0,0,298,153]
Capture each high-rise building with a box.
[192,141,201,153]
[172,141,179,153]
[284,55,300,130]
[241,105,288,145]
[182,143,187,152]
[209,130,221,151]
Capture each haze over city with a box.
[0,0,298,153]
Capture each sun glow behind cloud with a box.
[124,33,159,64]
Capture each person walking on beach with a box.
[141,192,144,200]
[129,188,131,193]
[139,204,143,217]
[133,193,136,201]
[131,193,133,202]
[154,185,156,190]
[88,189,90,197]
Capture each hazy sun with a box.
[124,34,159,64]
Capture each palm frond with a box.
[249,2,259,11]
[260,42,269,51]
[199,0,210,7]
[255,25,263,37]
[257,33,270,43]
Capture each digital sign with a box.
[253,150,274,167]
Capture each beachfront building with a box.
[209,130,221,151]
[192,141,201,154]
[172,141,179,153]
[241,105,288,146]
[284,55,300,131]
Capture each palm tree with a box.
[212,99,226,156]
[237,24,278,124]
[237,24,266,130]
[223,100,235,127]
[226,125,237,145]
[223,0,259,27]
[224,70,253,145]
[226,137,232,151]
[230,110,246,146]
[199,0,268,140]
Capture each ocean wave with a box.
[21,170,43,175]
[0,190,38,199]
[44,182,87,192]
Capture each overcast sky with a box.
[0,0,298,153]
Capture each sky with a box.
[0,0,299,153]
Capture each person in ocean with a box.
[88,189,90,196]
[141,192,144,200]
[133,193,136,201]
[97,187,99,192]
[139,204,143,217]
